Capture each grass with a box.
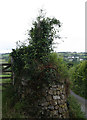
[0,74,12,83]
[2,83,87,119]
[0,91,2,119]
[0,86,2,91]
[2,84,25,118]
[67,95,87,119]
[0,74,11,77]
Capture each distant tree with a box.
[70,60,87,98]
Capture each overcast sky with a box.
[0,0,86,53]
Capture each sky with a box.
[0,0,86,53]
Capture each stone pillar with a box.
[37,83,69,118]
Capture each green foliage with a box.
[69,60,87,98]
[10,10,62,87]
[28,10,61,59]
[9,10,70,117]
[2,84,22,118]
[67,95,86,119]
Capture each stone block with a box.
[52,85,57,88]
[41,102,49,106]
[57,100,61,104]
[55,105,59,110]
[57,87,61,91]
[53,96,60,100]
[53,90,57,95]
[61,94,65,99]
[62,85,64,88]
[46,95,52,101]
[60,100,64,104]
[53,110,58,116]
[48,105,54,110]
[59,107,63,113]
[54,100,58,105]
[57,91,60,95]
[48,89,53,95]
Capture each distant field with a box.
[0,75,11,77]
[0,74,12,84]
[0,59,8,63]
[0,79,11,83]
[0,59,6,63]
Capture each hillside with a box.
[0,53,10,63]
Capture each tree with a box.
[28,9,61,59]
[70,60,87,98]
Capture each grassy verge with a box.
[2,84,87,119]
[0,74,12,84]
[2,84,25,118]
[67,95,87,119]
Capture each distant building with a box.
[80,59,83,61]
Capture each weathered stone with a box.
[61,94,65,99]
[53,96,60,100]
[60,104,65,108]
[60,90,63,94]
[53,90,56,95]
[57,91,60,95]
[52,85,57,88]
[44,106,47,110]
[57,100,61,104]
[49,100,54,105]
[59,114,62,118]
[59,107,63,113]
[54,100,58,105]
[50,111,53,117]
[52,88,57,91]
[53,110,58,116]
[62,91,65,95]
[48,105,54,110]
[48,89,53,95]
[60,100,64,104]
[64,106,68,111]
[32,83,69,118]
[55,105,59,110]
[49,100,57,106]
[63,108,65,112]
[46,89,48,93]
[57,87,61,90]
[41,102,49,106]
[62,85,64,88]
[46,95,52,101]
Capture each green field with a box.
[0,74,12,84]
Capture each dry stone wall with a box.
[36,83,69,118]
